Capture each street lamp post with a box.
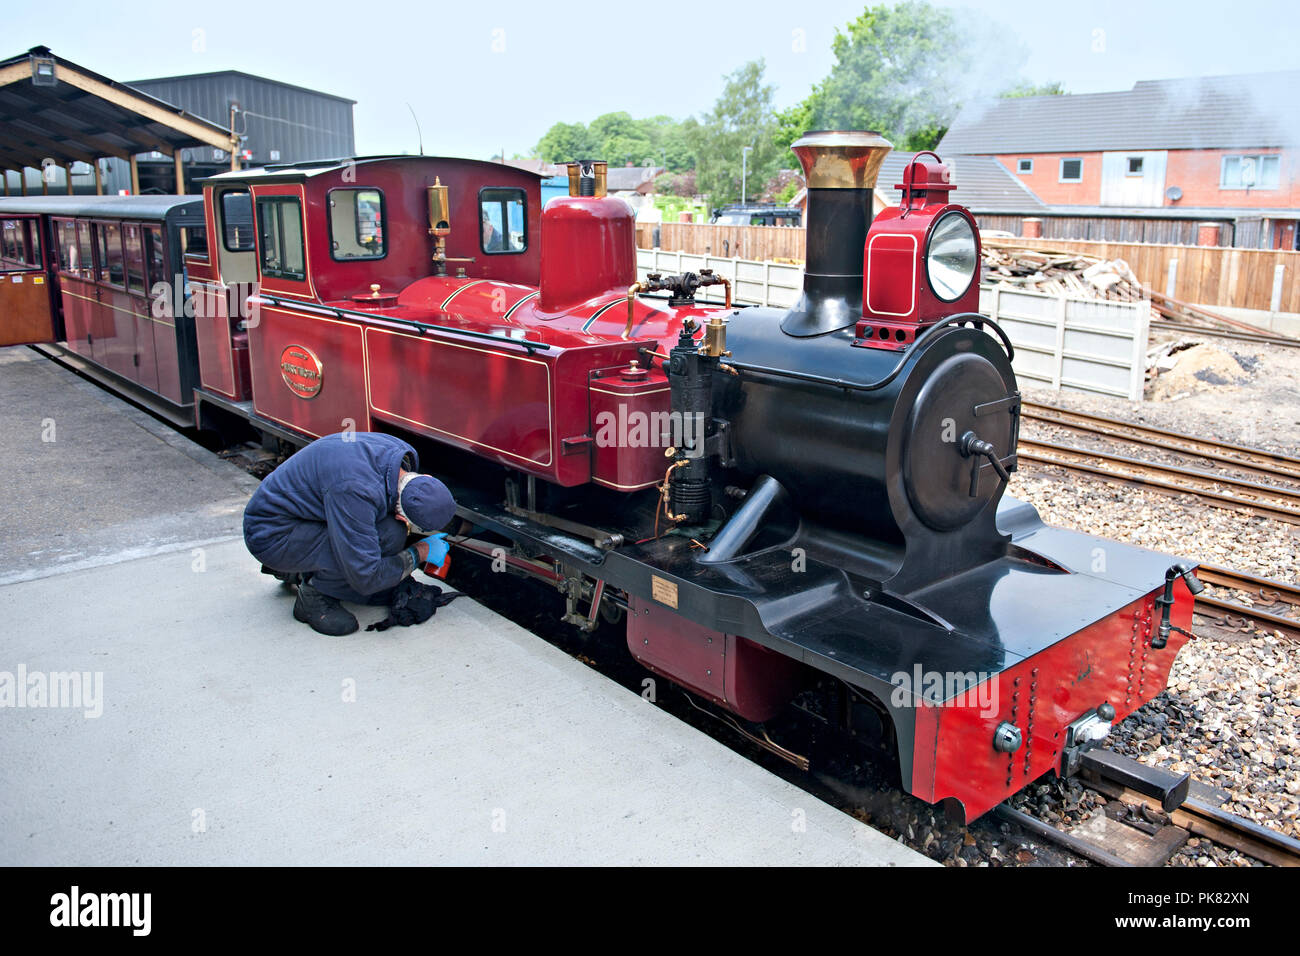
[741,145,753,204]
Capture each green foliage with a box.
[783,1,1027,153]
[1000,81,1066,98]
[691,59,782,205]
[651,194,709,223]
[534,122,598,164]
[533,114,697,171]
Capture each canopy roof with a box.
[0,46,238,175]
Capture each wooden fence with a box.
[636,222,805,262]
[637,223,1300,314]
[985,237,1300,314]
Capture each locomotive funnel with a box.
[782,130,892,337]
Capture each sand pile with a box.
[1146,343,1252,401]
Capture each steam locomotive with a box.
[0,131,1200,821]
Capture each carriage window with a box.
[478,188,527,254]
[1,219,25,264]
[56,220,79,274]
[27,220,40,265]
[96,222,125,287]
[256,196,306,280]
[124,225,146,294]
[77,222,95,279]
[144,227,166,288]
[181,225,208,261]
[221,190,255,252]
[329,188,385,260]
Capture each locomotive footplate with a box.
[448,483,1196,822]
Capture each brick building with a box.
[937,72,1300,249]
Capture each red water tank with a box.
[538,162,636,314]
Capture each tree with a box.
[533,115,697,171]
[777,1,1028,154]
[692,59,782,205]
[1000,81,1066,98]
[535,122,597,164]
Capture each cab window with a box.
[221,190,255,252]
[328,188,385,260]
[256,196,306,280]
[478,187,526,254]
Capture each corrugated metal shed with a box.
[938,72,1300,154]
[128,71,355,165]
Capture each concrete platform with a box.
[0,346,931,866]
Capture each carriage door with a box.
[0,216,56,346]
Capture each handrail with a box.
[250,292,553,353]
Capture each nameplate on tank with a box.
[279,344,323,399]
[651,575,679,609]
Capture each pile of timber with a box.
[981,240,1144,301]
[981,238,1295,341]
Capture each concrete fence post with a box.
[1272,264,1285,313]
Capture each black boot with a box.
[261,564,304,591]
[293,582,359,636]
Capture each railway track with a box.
[1021,401,1300,484]
[1152,319,1300,350]
[1194,565,1300,640]
[1016,438,1300,524]
[1001,785,1300,867]
[1018,406,1300,636]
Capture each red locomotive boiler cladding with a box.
[1,132,1202,823]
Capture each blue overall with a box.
[243,433,420,604]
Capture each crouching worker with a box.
[243,431,457,635]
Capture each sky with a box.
[7,0,1300,160]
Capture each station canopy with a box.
[0,46,238,185]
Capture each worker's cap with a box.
[399,474,456,534]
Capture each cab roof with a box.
[196,155,548,187]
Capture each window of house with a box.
[1127,156,1144,176]
[478,187,527,254]
[1059,158,1083,183]
[96,222,125,287]
[1221,154,1281,190]
[1017,158,1033,174]
[256,196,306,280]
[221,190,255,252]
[328,188,386,260]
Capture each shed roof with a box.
[874,152,1047,214]
[0,46,238,175]
[128,70,356,105]
[938,71,1300,154]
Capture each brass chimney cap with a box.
[791,130,894,190]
